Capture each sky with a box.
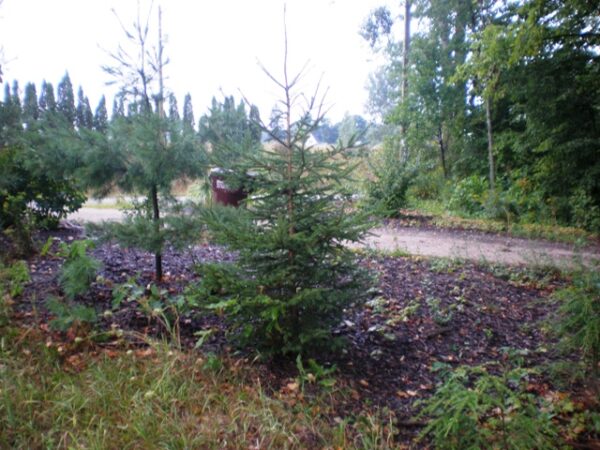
[0,0,396,123]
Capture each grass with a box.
[407,198,598,245]
[0,322,397,449]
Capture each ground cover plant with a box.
[2,226,599,448]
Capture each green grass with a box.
[0,324,397,449]
[407,198,598,245]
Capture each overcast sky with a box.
[0,0,396,123]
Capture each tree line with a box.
[363,0,599,231]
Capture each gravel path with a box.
[67,207,600,268]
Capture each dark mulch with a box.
[11,226,573,442]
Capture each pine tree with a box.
[93,96,108,132]
[75,86,94,129]
[198,31,371,356]
[89,5,205,281]
[57,72,75,126]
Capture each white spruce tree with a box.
[197,23,371,356]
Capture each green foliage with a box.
[296,355,337,389]
[46,297,97,332]
[0,260,29,298]
[418,364,560,449]
[195,48,371,356]
[365,140,416,217]
[58,240,101,300]
[553,268,600,372]
[448,175,488,217]
[198,95,261,167]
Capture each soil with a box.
[8,224,592,446]
[67,207,600,268]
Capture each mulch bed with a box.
[10,225,577,443]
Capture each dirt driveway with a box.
[67,207,600,268]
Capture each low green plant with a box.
[0,260,30,298]
[296,355,337,389]
[553,267,600,375]
[418,364,560,449]
[58,240,102,299]
[46,296,97,332]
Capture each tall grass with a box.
[0,325,396,449]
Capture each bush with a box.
[418,364,560,449]
[447,175,489,217]
[553,268,600,373]
[570,188,600,233]
[365,141,416,217]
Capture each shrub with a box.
[365,140,416,217]
[553,268,600,373]
[447,175,489,217]
[418,364,560,449]
[570,188,600,233]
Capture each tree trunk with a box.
[400,0,411,162]
[151,183,163,281]
[485,97,495,191]
[153,6,165,282]
[437,124,448,179]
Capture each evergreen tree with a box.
[111,97,124,119]
[89,5,205,280]
[75,86,94,129]
[22,82,39,124]
[167,93,180,122]
[198,36,371,356]
[39,81,56,113]
[93,96,108,132]
[198,95,262,167]
[57,72,76,126]
[182,93,194,132]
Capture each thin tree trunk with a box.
[151,183,162,281]
[400,0,411,162]
[485,97,495,191]
[437,124,448,179]
[153,6,165,281]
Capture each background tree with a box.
[93,96,108,132]
[198,95,262,167]
[57,73,75,127]
[75,86,93,130]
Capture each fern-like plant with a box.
[553,268,600,375]
[58,240,101,299]
[418,364,560,449]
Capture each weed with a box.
[552,267,600,375]
[296,355,337,389]
[46,296,97,332]
[427,297,454,326]
[418,364,560,449]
